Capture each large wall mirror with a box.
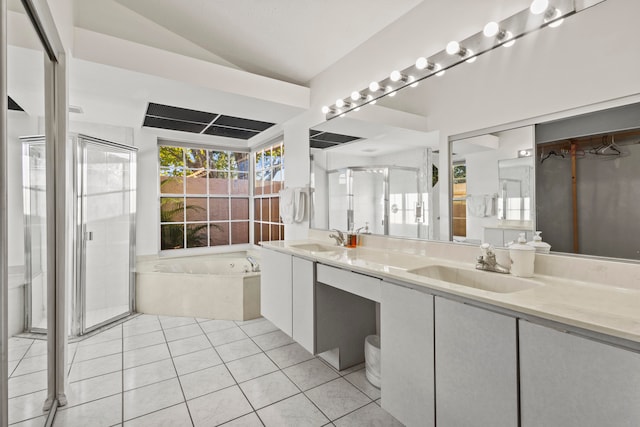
[450,102,640,261]
[309,108,440,240]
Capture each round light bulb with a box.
[446,41,460,55]
[530,0,549,15]
[466,51,477,64]
[436,69,445,77]
[354,107,361,112]
[351,91,361,101]
[408,76,419,88]
[483,21,499,37]
[335,99,345,108]
[369,81,380,92]
[435,64,445,77]
[321,106,330,114]
[389,90,397,97]
[390,70,402,82]
[415,57,428,70]
[367,95,377,105]
[339,113,346,118]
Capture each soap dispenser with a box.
[527,231,551,254]
[509,233,536,277]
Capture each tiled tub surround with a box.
[136,253,261,321]
[8,315,400,426]
[265,230,640,349]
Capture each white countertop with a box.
[261,239,640,349]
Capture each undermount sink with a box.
[407,265,541,293]
[289,243,344,253]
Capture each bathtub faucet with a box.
[246,256,260,272]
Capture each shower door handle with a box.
[85,231,93,241]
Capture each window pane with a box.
[231,172,249,195]
[159,146,184,168]
[270,197,279,223]
[208,171,229,194]
[160,197,184,222]
[161,224,184,250]
[209,151,229,171]
[209,198,230,221]
[160,169,184,194]
[261,223,270,241]
[186,223,208,248]
[271,224,280,241]
[186,148,207,169]
[272,145,283,167]
[231,152,250,172]
[231,198,249,220]
[279,224,285,240]
[255,150,264,171]
[185,197,207,221]
[254,170,264,195]
[272,167,283,193]
[185,169,208,194]
[210,222,230,246]
[261,198,270,222]
[231,222,249,244]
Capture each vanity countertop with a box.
[261,239,640,350]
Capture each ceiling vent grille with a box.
[309,130,362,149]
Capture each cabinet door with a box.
[260,248,292,336]
[520,320,640,427]
[381,282,434,427]
[292,257,314,353]
[435,297,518,427]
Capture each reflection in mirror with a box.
[450,126,535,247]
[310,116,439,239]
[536,126,640,260]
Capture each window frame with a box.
[253,141,285,244]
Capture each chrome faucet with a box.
[246,256,260,272]
[475,243,510,274]
[329,229,346,246]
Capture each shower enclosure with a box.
[327,166,426,238]
[22,134,137,337]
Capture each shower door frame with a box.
[73,134,137,336]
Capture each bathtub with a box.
[136,252,261,321]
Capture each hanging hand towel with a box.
[294,188,306,223]
[467,195,488,217]
[279,188,295,224]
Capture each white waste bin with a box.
[364,334,381,388]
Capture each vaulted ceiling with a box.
[73,0,423,86]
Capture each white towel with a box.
[467,195,493,218]
[294,188,306,223]
[279,188,295,224]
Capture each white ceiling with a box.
[73,0,424,85]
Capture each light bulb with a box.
[546,9,564,27]
[351,91,361,101]
[549,17,564,28]
[354,107,361,112]
[415,57,428,70]
[335,99,345,108]
[321,106,330,114]
[367,95,377,105]
[446,41,460,55]
[483,21,499,37]
[530,0,549,15]
[369,81,381,92]
[389,90,397,97]
[435,64,445,77]
[339,113,346,118]
[390,70,403,82]
[408,76,419,88]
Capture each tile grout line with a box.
[158,317,196,427]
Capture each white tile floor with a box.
[8,315,403,426]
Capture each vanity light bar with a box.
[324,0,576,120]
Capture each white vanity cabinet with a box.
[434,297,518,427]
[519,320,640,427]
[260,248,293,336]
[292,256,315,353]
[381,281,435,427]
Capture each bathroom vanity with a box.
[260,236,640,427]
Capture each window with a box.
[253,142,284,244]
[159,145,250,250]
[452,163,467,237]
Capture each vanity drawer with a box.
[317,264,381,302]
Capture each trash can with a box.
[365,335,381,388]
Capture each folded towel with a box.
[279,188,295,224]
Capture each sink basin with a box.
[289,243,344,253]
[407,265,541,293]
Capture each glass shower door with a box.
[388,168,420,238]
[78,136,136,332]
